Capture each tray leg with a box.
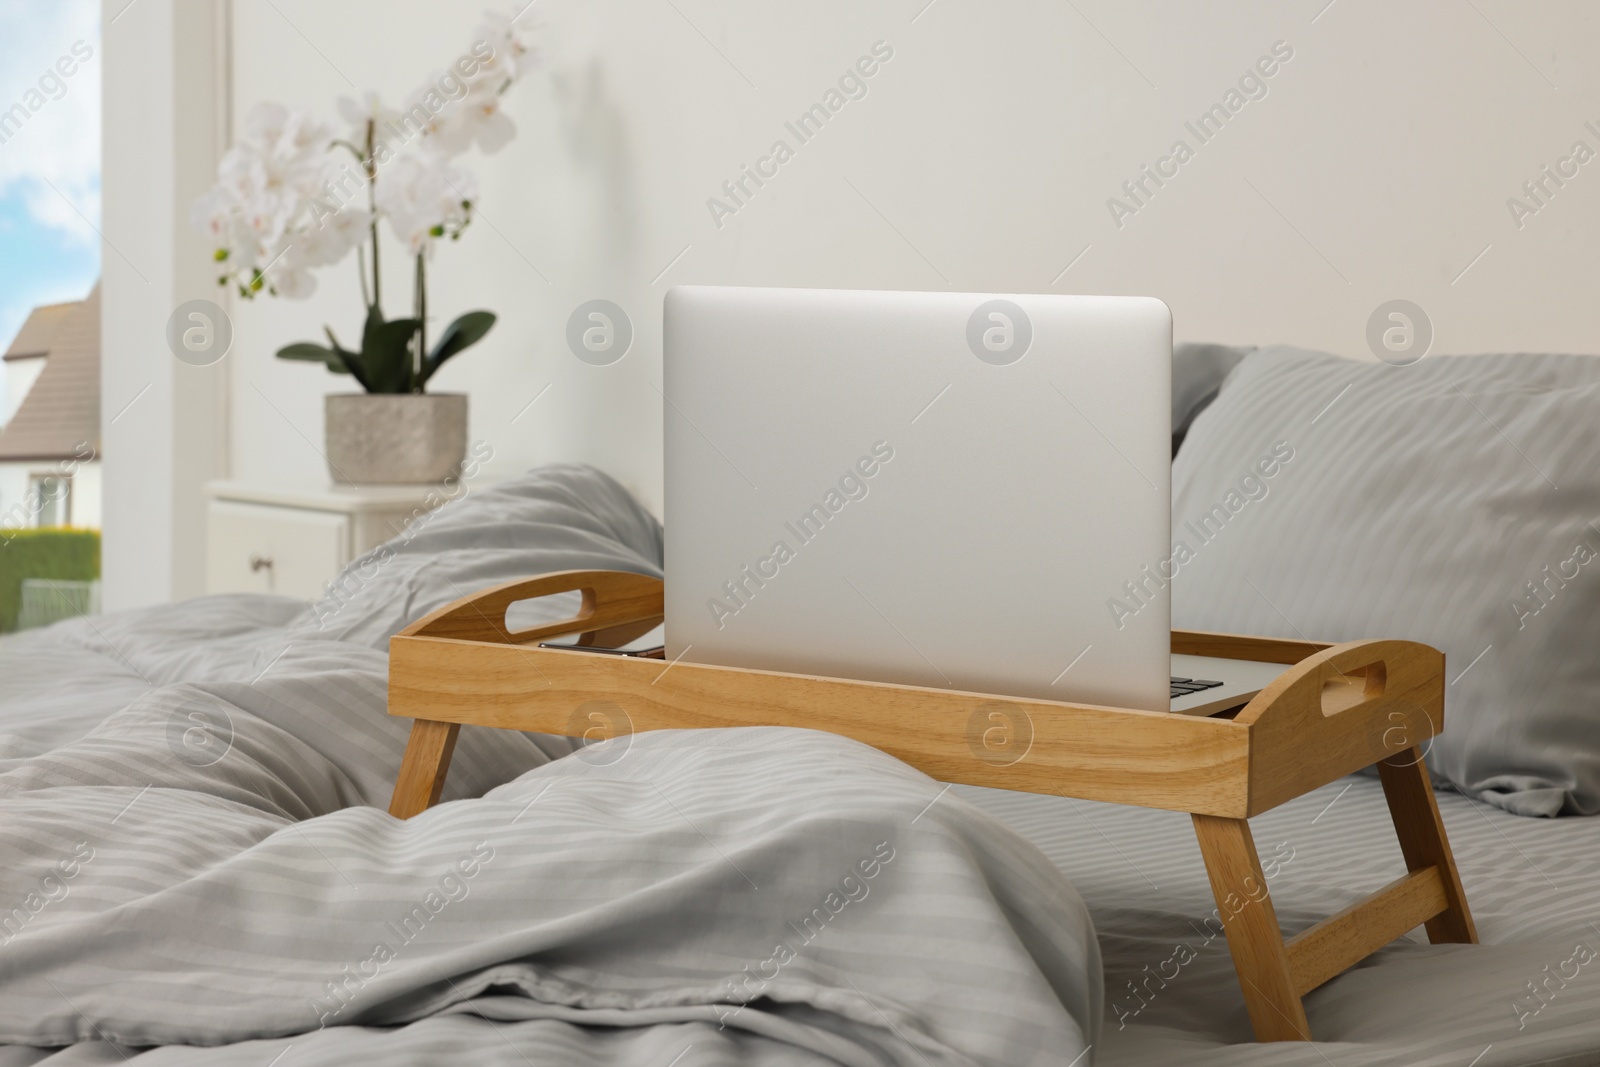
[1191,814,1311,1042]
[1377,747,1478,945]
[389,720,461,819]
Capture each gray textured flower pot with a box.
[324,393,467,485]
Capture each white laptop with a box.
[661,285,1278,716]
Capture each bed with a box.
[5,342,1599,1065]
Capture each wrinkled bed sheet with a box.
[0,465,1100,1066]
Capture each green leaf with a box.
[420,310,495,386]
[278,335,379,393]
[276,342,343,368]
[325,326,374,392]
[359,304,420,394]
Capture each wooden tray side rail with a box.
[387,569,664,815]
[1235,639,1446,815]
[386,570,1476,1044]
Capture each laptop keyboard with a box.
[1171,676,1224,700]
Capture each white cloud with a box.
[0,0,102,242]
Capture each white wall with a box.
[99,0,228,609]
[217,0,1600,521]
[102,0,1598,601]
[0,466,25,527]
[0,459,98,529]
[70,458,101,528]
[2,356,46,425]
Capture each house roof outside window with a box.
[0,285,100,462]
[3,302,76,363]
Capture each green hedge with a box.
[0,528,100,632]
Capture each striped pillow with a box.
[1171,345,1600,816]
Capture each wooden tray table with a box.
[385,569,1476,1043]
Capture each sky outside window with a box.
[0,0,101,414]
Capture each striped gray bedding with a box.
[7,462,1596,1065]
[964,779,1600,1066]
[0,465,1100,1066]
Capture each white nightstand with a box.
[204,481,451,600]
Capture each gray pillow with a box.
[1172,342,1254,457]
[1171,345,1600,816]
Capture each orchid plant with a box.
[190,10,537,394]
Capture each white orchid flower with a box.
[190,10,536,309]
[375,151,478,257]
[426,79,516,156]
[336,92,403,149]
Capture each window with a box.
[29,474,70,528]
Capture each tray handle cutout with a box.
[1236,639,1443,813]
[399,569,663,647]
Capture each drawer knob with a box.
[249,553,274,573]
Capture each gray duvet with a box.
[0,466,1100,1066]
